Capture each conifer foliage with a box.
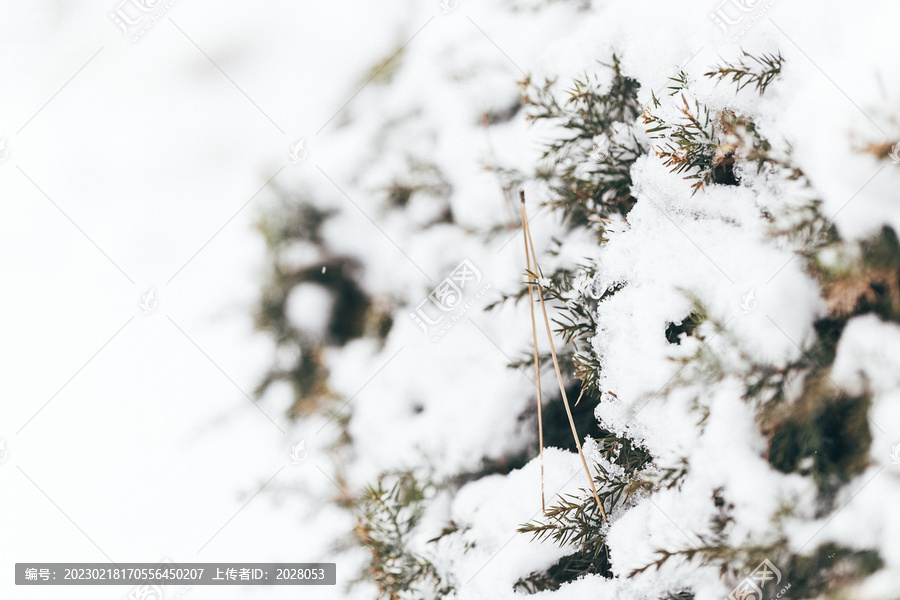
[255,6,900,599]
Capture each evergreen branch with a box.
[704,51,784,95]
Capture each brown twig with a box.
[520,194,546,514]
[520,189,608,523]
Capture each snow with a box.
[296,0,900,597]
[285,283,335,338]
[4,0,900,599]
[447,449,587,600]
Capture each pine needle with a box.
[574,386,585,407]
[520,189,608,523]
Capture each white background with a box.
[0,1,409,597]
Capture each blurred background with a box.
[1,2,410,598]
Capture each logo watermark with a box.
[409,259,491,341]
[125,582,192,599]
[889,141,900,165]
[728,559,789,600]
[289,440,308,464]
[140,289,158,314]
[0,138,8,163]
[588,141,609,163]
[109,0,180,42]
[709,0,778,41]
[890,443,900,464]
[439,0,458,13]
[289,139,307,163]
[557,140,610,174]
[126,582,164,600]
[0,438,8,463]
[125,558,165,600]
[739,289,757,314]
